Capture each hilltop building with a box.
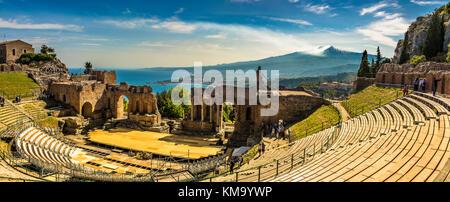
[0,40,34,63]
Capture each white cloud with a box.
[80,43,101,46]
[138,41,172,47]
[360,1,400,16]
[374,11,402,20]
[266,17,312,26]
[152,20,197,34]
[175,8,184,14]
[410,0,446,5]
[205,33,227,39]
[101,18,159,29]
[304,3,332,14]
[0,18,83,31]
[102,17,196,34]
[288,0,299,3]
[356,16,410,47]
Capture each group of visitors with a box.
[0,96,4,107]
[413,78,427,92]
[413,77,441,96]
[14,96,21,103]
[39,90,54,101]
[261,120,290,140]
[40,67,63,74]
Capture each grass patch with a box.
[291,105,340,140]
[37,116,59,129]
[0,73,39,99]
[341,86,404,118]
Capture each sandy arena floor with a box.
[88,128,223,159]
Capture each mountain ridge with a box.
[145,46,376,79]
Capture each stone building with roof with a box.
[0,40,34,63]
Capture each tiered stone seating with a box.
[271,94,449,182]
[18,101,48,120]
[16,127,77,168]
[0,104,29,129]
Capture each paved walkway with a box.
[0,158,42,182]
[337,102,350,122]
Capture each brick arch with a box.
[81,102,93,118]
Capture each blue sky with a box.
[0,0,446,68]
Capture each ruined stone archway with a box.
[115,95,130,119]
[82,102,93,118]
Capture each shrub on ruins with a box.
[410,55,426,65]
[223,103,235,123]
[18,53,56,64]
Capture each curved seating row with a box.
[15,127,77,168]
[272,93,449,182]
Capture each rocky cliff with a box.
[393,3,450,64]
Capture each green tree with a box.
[375,46,382,72]
[156,86,191,119]
[84,61,93,74]
[410,55,426,65]
[357,50,370,77]
[422,13,444,60]
[40,45,55,54]
[399,33,410,64]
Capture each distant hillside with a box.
[146,46,376,79]
[279,72,357,89]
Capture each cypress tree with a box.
[358,50,370,77]
[375,46,382,72]
[399,32,410,64]
[422,13,444,60]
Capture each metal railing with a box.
[181,126,341,182]
[180,104,343,182]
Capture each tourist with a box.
[422,79,427,92]
[261,142,266,154]
[433,79,440,96]
[215,164,220,175]
[258,143,262,157]
[414,78,419,91]
[0,96,4,107]
[229,158,235,173]
[238,155,243,167]
[402,86,407,96]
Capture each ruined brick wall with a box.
[49,72,161,125]
[93,70,117,84]
[376,62,450,95]
[256,94,329,125]
[0,63,24,72]
[352,77,376,93]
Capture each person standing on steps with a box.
[402,85,407,96]
[414,78,419,91]
[422,79,427,92]
[433,79,440,96]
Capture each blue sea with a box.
[69,68,187,94]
